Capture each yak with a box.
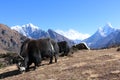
[57,41,70,56]
[75,42,90,50]
[17,38,59,72]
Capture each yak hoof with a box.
[49,62,53,64]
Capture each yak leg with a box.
[49,56,53,64]
[34,51,42,70]
[54,54,58,63]
[49,51,54,64]
[24,57,30,72]
[26,62,31,72]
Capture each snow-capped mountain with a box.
[55,29,90,40]
[11,23,49,38]
[83,23,118,49]
[93,29,120,49]
[12,23,120,49]
[98,23,116,37]
[11,23,74,46]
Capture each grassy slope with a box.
[0,48,120,80]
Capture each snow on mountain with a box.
[84,23,117,49]
[98,23,116,37]
[55,29,90,40]
[11,23,48,39]
[11,25,27,36]
[93,29,120,49]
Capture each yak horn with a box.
[18,54,24,60]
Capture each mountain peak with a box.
[103,23,114,31]
[48,29,55,32]
[98,23,115,37]
[84,23,119,49]
[22,23,39,29]
[105,22,113,28]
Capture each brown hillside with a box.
[0,24,27,53]
[0,48,120,80]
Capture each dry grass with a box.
[0,48,120,80]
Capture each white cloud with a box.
[55,29,90,40]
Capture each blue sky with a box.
[0,0,120,36]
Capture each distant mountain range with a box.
[11,23,120,49]
[83,23,120,49]
[11,23,74,46]
[1,22,120,53]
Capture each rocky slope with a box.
[0,24,27,53]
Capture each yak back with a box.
[75,42,90,50]
[19,38,55,59]
[27,39,41,65]
[27,39,40,56]
[36,38,54,57]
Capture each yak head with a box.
[17,39,30,72]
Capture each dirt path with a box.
[0,48,120,80]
